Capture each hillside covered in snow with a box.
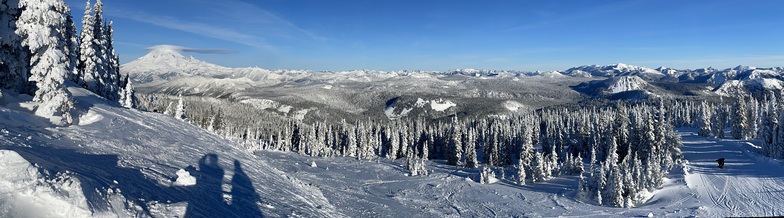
[4,87,784,217]
[0,87,338,217]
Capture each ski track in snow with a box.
[680,130,784,217]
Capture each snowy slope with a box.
[680,130,784,217]
[247,128,784,217]
[259,151,687,217]
[606,76,649,94]
[0,88,339,217]
[714,79,784,97]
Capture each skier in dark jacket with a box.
[717,158,725,169]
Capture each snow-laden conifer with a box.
[17,0,76,125]
[0,0,29,91]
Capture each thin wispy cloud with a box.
[196,0,326,42]
[146,45,237,54]
[111,9,275,50]
[107,0,323,50]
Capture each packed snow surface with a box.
[259,128,784,217]
[680,130,784,217]
[0,87,338,217]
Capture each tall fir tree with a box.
[16,0,76,125]
[119,74,137,108]
[63,9,79,84]
[731,96,749,139]
[78,0,98,90]
[175,95,186,121]
[1,0,30,92]
[102,19,120,101]
[696,101,713,137]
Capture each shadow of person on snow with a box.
[182,154,264,218]
[184,153,229,217]
[229,159,264,218]
[4,145,264,217]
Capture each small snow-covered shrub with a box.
[480,166,496,184]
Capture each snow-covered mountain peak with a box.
[564,63,662,80]
[131,45,218,68]
[606,63,661,74]
[141,45,188,61]
[123,45,231,83]
[733,65,755,71]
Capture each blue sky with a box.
[65,0,784,71]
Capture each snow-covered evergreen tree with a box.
[119,74,136,108]
[731,96,750,139]
[696,101,713,137]
[480,165,495,184]
[77,0,97,89]
[531,151,546,182]
[464,129,478,168]
[576,155,586,191]
[76,0,121,101]
[548,148,560,177]
[103,19,121,101]
[175,95,186,121]
[17,0,76,125]
[63,9,79,83]
[516,158,526,185]
[0,0,29,92]
[446,125,463,166]
[91,0,107,92]
[596,163,606,206]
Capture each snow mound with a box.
[0,150,93,218]
[173,169,196,186]
[77,110,103,126]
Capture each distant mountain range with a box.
[122,46,784,121]
[125,46,784,85]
